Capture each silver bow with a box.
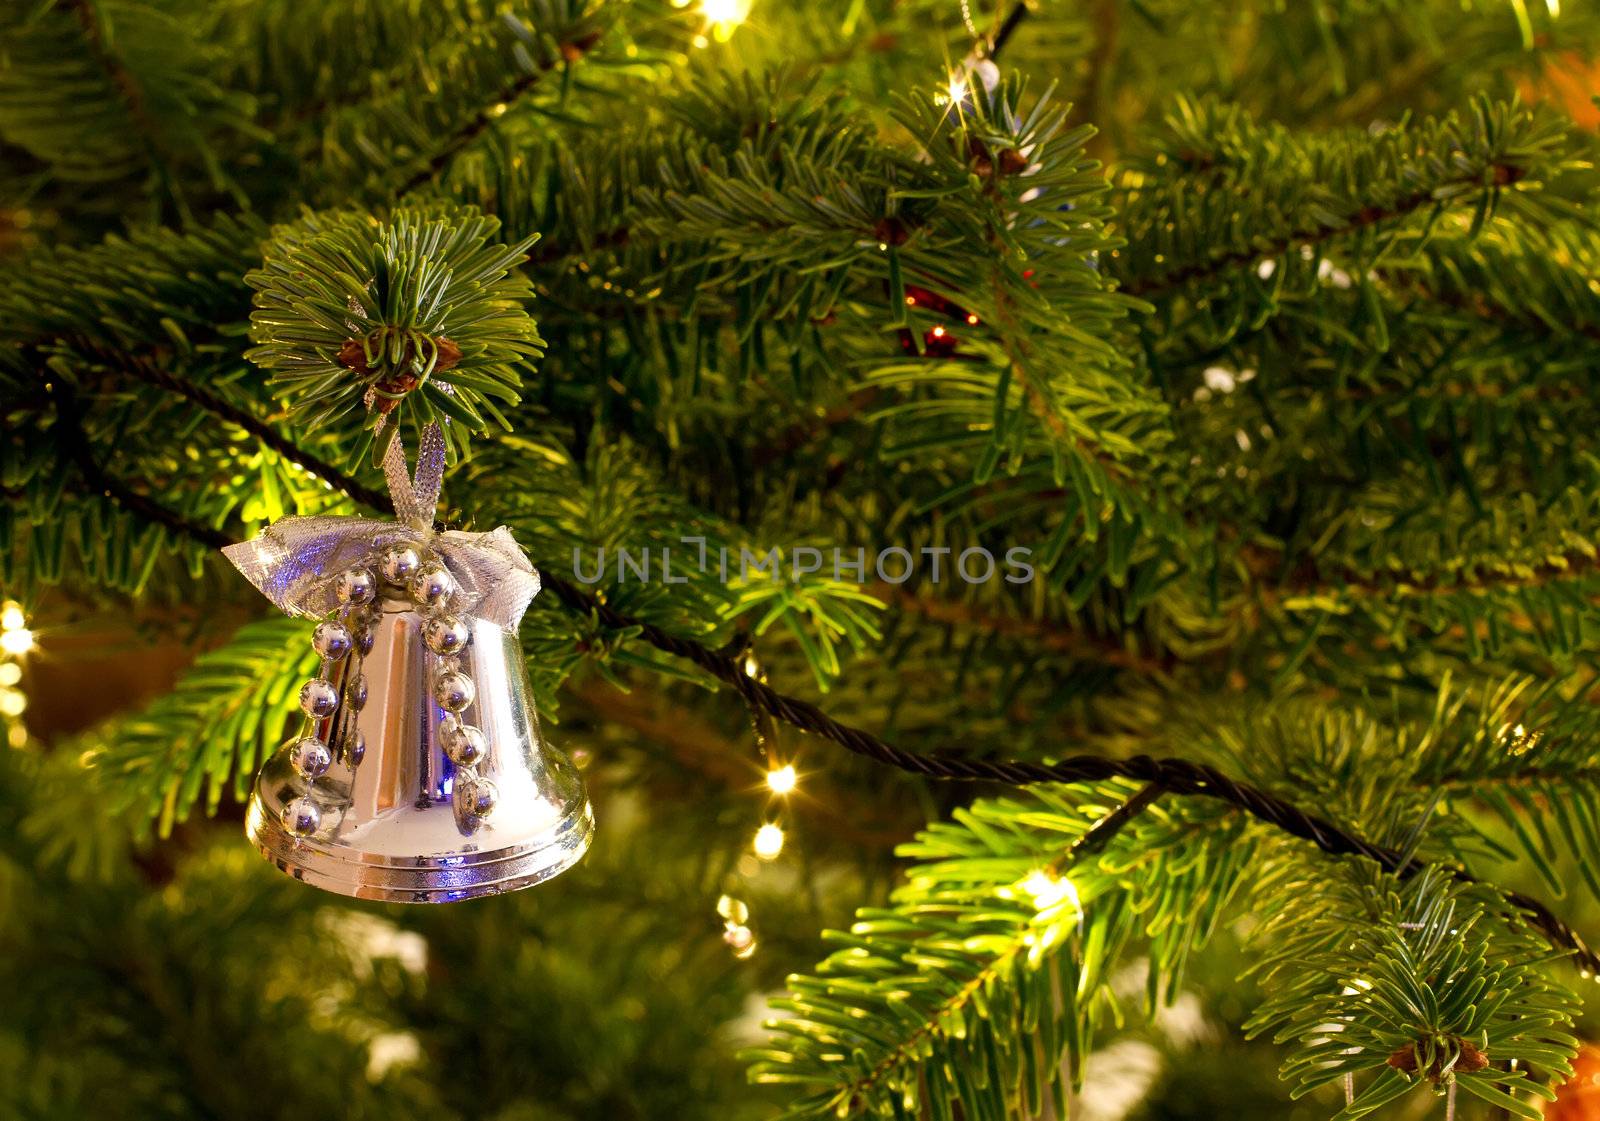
[223,423,540,631]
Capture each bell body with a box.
[247,602,593,902]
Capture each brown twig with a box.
[60,0,167,170]
[396,30,603,196]
[1119,168,1524,300]
[876,584,1176,675]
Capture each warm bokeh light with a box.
[766,764,797,795]
[0,628,34,656]
[753,822,784,860]
[699,0,750,41]
[0,603,25,632]
[1021,869,1079,914]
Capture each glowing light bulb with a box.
[0,629,33,656]
[699,0,750,41]
[753,823,784,860]
[944,74,968,105]
[0,604,24,632]
[723,923,757,958]
[766,764,797,795]
[1021,869,1079,914]
[931,325,946,338]
[966,313,979,325]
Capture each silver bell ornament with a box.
[223,422,592,903]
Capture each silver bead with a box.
[440,718,486,766]
[355,625,375,656]
[410,565,456,609]
[312,621,353,659]
[433,671,475,713]
[299,678,340,719]
[281,797,321,836]
[336,567,378,606]
[422,614,471,656]
[451,778,483,831]
[457,777,496,817]
[344,729,366,767]
[344,674,368,711]
[379,545,422,585]
[291,736,332,779]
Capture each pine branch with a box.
[47,408,1596,972]
[38,370,231,552]
[395,25,604,195]
[60,0,164,166]
[1121,164,1523,300]
[988,267,1137,482]
[76,344,350,495]
[1248,537,1600,603]
[877,584,1176,675]
[754,790,1257,1117]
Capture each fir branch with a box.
[988,268,1137,482]
[44,419,1597,972]
[1121,164,1523,300]
[395,26,603,195]
[37,370,232,552]
[755,791,1257,1118]
[59,0,163,164]
[877,584,1175,675]
[845,937,1030,1106]
[75,344,350,495]
[1249,538,1600,603]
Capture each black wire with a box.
[987,2,1031,61]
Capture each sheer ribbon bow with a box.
[222,423,539,631]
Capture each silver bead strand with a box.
[284,617,341,837]
[336,596,378,769]
[409,563,494,830]
[285,562,383,845]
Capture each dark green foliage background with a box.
[7,1,1600,1118]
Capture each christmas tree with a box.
[7,1,1600,1117]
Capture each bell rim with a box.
[246,797,595,904]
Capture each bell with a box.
[246,600,593,903]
